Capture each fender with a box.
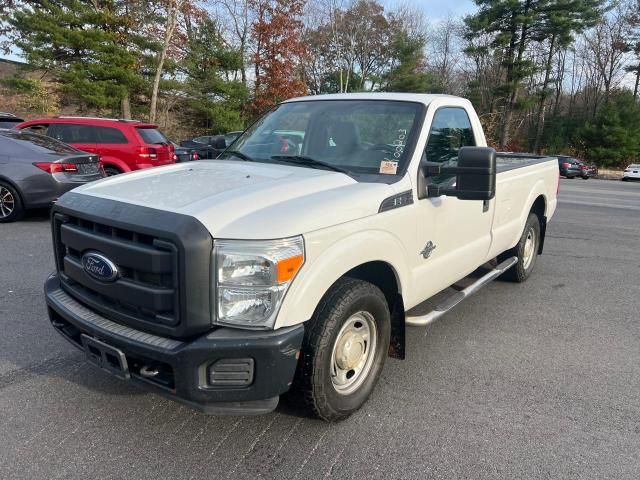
[489,173,550,259]
[510,179,548,247]
[274,229,411,329]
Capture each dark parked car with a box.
[0,112,24,129]
[180,135,226,159]
[557,155,587,179]
[0,129,104,222]
[223,131,242,146]
[171,142,200,162]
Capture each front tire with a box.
[499,213,541,282]
[289,278,391,422]
[0,182,24,223]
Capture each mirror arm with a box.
[427,185,458,198]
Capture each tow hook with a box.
[140,365,160,378]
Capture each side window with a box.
[51,124,98,144]
[95,127,127,144]
[21,124,50,136]
[424,107,476,184]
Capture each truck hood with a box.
[73,160,393,238]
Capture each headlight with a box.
[214,236,304,328]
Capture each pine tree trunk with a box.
[533,35,556,154]
[121,95,131,120]
[634,67,639,99]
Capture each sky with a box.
[1,0,478,63]
[401,0,476,20]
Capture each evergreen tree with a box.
[579,91,640,166]
[5,0,155,116]
[181,17,248,133]
[382,31,431,92]
[465,0,601,149]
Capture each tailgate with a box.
[135,126,174,164]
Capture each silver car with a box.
[0,129,105,222]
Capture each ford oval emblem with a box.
[81,251,119,282]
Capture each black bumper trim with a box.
[45,274,304,414]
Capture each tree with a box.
[150,0,187,123]
[531,0,602,152]
[579,91,640,166]
[250,0,307,114]
[465,0,540,148]
[181,16,248,132]
[4,0,154,117]
[382,30,431,92]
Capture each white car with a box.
[622,164,640,181]
[44,93,558,421]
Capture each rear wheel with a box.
[0,182,24,223]
[104,166,122,176]
[499,213,540,283]
[289,277,391,422]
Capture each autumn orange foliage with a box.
[250,0,308,115]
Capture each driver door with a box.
[412,107,494,301]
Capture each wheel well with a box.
[0,176,25,204]
[530,195,547,254]
[344,261,406,360]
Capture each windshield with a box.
[224,100,423,179]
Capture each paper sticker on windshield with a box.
[379,160,398,175]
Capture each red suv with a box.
[17,117,175,175]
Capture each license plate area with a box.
[81,334,130,380]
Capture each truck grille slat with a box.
[53,213,180,327]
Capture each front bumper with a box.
[45,274,304,415]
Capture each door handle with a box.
[482,199,490,212]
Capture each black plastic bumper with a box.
[44,274,304,415]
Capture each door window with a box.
[424,108,476,185]
[51,124,98,143]
[95,126,128,144]
[21,123,51,136]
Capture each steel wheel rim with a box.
[0,186,15,218]
[330,311,377,395]
[522,228,536,270]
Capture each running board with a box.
[405,256,518,327]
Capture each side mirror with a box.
[421,147,496,201]
[210,135,226,150]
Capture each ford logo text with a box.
[81,251,119,282]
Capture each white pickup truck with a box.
[44,93,558,421]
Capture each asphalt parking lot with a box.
[1,178,639,479]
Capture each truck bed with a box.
[496,153,557,173]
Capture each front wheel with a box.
[499,213,541,282]
[289,278,391,422]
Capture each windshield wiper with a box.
[221,150,255,162]
[270,155,351,175]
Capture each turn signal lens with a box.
[276,254,304,283]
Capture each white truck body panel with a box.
[69,93,558,330]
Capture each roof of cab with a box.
[282,92,468,107]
